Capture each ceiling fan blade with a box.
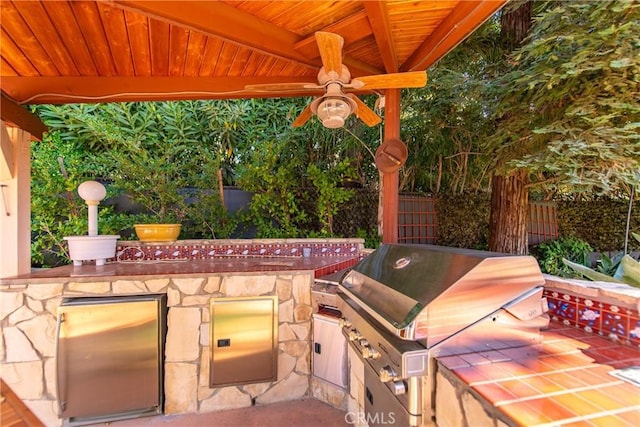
[244,82,318,92]
[348,95,382,127]
[292,104,313,127]
[351,71,427,90]
[315,32,344,77]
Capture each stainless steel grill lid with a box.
[339,244,545,343]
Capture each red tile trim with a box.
[544,289,639,348]
[115,241,361,261]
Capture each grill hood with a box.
[338,244,546,346]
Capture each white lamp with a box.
[78,180,107,236]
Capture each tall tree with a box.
[495,0,639,194]
[487,0,639,253]
[487,0,534,255]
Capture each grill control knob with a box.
[339,318,351,328]
[348,329,361,341]
[390,380,406,395]
[363,346,381,360]
[379,366,397,383]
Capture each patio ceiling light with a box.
[311,95,356,129]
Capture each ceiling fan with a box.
[244,32,427,129]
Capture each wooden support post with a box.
[381,89,400,244]
[0,122,32,277]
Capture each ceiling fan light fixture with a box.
[314,96,354,128]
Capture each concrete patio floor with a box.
[86,399,349,427]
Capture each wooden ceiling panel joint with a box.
[0,28,39,77]
[12,1,80,77]
[213,43,239,77]
[149,18,170,76]
[168,25,190,76]
[41,1,99,76]
[97,3,136,76]
[198,37,223,77]
[0,2,59,77]
[124,10,152,76]
[182,31,207,77]
[70,1,118,76]
[293,10,371,59]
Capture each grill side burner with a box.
[336,244,549,426]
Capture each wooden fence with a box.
[397,194,558,246]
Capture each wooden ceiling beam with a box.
[0,93,47,140]
[1,76,327,104]
[402,0,507,71]
[107,0,319,70]
[363,1,398,73]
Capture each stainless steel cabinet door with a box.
[313,314,347,388]
[210,296,278,387]
[56,297,163,420]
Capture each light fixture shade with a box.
[316,97,352,128]
[78,180,107,202]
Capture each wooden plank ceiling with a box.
[0,0,506,106]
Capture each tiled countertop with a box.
[1,238,364,285]
[438,320,640,426]
[0,256,359,284]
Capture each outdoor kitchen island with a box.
[0,238,363,426]
[2,239,639,427]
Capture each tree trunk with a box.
[488,1,533,254]
[500,1,533,50]
[488,169,529,254]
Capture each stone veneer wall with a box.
[345,345,368,427]
[0,271,316,426]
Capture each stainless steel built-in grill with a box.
[336,244,549,427]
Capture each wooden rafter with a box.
[108,1,319,70]
[0,76,327,105]
[403,0,506,71]
[0,93,46,140]
[363,1,398,73]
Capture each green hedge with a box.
[399,194,639,252]
[556,199,640,253]
[435,193,491,250]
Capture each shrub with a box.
[530,237,593,276]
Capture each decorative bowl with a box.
[134,224,181,242]
[64,235,120,266]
